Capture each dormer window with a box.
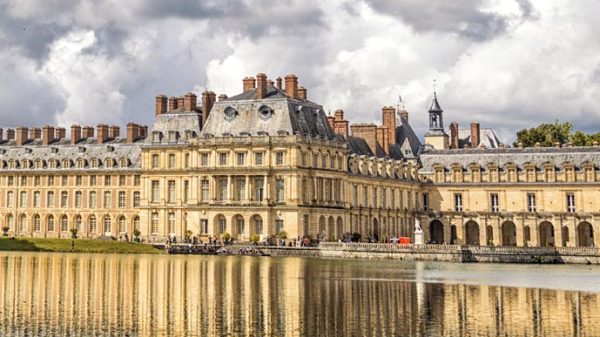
[152,131,162,143]
[51,147,59,154]
[224,106,237,121]
[168,131,178,143]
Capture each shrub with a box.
[250,234,260,244]
[1,226,9,236]
[221,232,231,242]
[69,228,78,239]
[276,231,288,240]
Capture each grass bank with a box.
[0,237,164,254]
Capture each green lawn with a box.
[0,237,164,254]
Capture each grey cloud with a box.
[364,0,512,41]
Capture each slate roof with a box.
[227,85,288,101]
[146,112,202,145]
[395,112,422,158]
[347,136,374,156]
[458,128,501,149]
[429,93,443,112]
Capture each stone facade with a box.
[1,72,599,248]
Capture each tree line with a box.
[514,122,600,147]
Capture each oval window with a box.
[259,105,273,120]
[224,106,237,121]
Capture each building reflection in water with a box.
[0,252,599,336]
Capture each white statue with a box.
[414,218,424,245]
[414,218,423,233]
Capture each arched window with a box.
[103,216,111,233]
[118,216,126,233]
[60,215,68,232]
[47,215,55,232]
[74,215,82,231]
[133,216,140,231]
[88,215,96,233]
[6,214,14,231]
[20,215,27,232]
[33,215,41,232]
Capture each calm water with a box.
[1,253,600,337]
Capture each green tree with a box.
[514,121,572,147]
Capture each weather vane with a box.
[433,79,437,94]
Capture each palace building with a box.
[0,72,598,247]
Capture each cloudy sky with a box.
[1,0,599,142]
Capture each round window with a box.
[259,105,273,120]
[224,106,237,121]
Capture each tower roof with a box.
[429,93,443,112]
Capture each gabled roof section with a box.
[347,136,373,156]
[395,113,422,158]
[458,128,502,149]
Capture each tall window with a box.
[423,193,429,212]
[275,178,284,202]
[218,216,226,234]
[61,175,68,186]
[527,193,536,212]
[118,191,126,208]
[218,178,228,200]
[167,180,176,203]
[168,212,175,234]
[34,191,41,208]
[490,193,499,212]
[183,180,189,203]
[237,153,245,165]
[152,154,159,168]
[200,219,208,234]
[88,215,96,233]
[48,176,54,186]
[133,216,140,231]
[362,186,367,207]
[219,153,228,166]
[275,219,284,234]
[104,175,111,186]
[236,177,245,200]
[47,191,54,208]
[151,180,160,203]
[151,212,159,233]
[103,191,111,208]
[255,177,264,201]
[454,193,463,212]
[76,175,82,186]
[353,185,358,207]
[133,192,140,207]
[61,215,68,232]
[103,216,111,233]
[119,175,126,186]
[89,191,97,208]
[275,152,284,166]
[372,187,378,208]
[382,188,387,209]
[61,191,68,208]
[201,179,210,201]
[566,193,575,213]
[168,154,176,168]
[75,191,82,208]
[48,215,55,232]
[201,153,208,166]
[19,191,26,208]
[89,175,96,186]
[118,216,126,233]
[34,215,41,231]
[134,175,141,186]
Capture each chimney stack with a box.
[382,106,396,148]
[155,95,168,115]
[168,96,178,111]
[256,73,267,99]
[297,86,307,100]
[97,124,109,144]
[55,127,66,140]
[351,124,378,156]
[30,127,41,139]
[243,77,256,92]
[6,128,15,141]
[376,126,390,156]
[177,96,184,110]
[41,126,53,145]
[82,126,94,139]
[16,127,28,146]
[276,77,282,90]
[70,125,81,145]
[140,125,148,138]
[284,74,298,98]
[201,91,217,125]
[450,122,459,149]
[183,92,197,112]
[218,94,228,101]
[0,128,3,142]
[127,123,140,143]
[109,125,120,139]
[470,121,480,148]
[333,110,349,138]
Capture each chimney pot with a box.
[470,121,480,148]
[297,86,307,100]
[168,96,178,111]
[16,127,28,146]
[218,94,228,101]
[109,125,120,139]
[41,126,53,145]
[0,128,3,142]
[183,92,197,112]
[140,125,148,138]
[55,127,66,140]
[127,123,140,143]
[243,76,256,92]
[82,126,94,139]
[284,74,298,98]
[29,127,41,140]
[177,96,184,110]
[7,128,15,141]
[276,77,282,90]
[97,124,109,144]
[450,122,459,149]
[256,73,267,99]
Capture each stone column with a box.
[263,175,269,202]
[555,217,564,247]
[516,219,524,247]
[227,176,232,201]
[245,175,250,201]
[313,177,317,203]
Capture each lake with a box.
[0,252,599,336]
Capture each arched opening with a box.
[133,216,140,231]
[327,216,335,241]
[88,215,96,234]
[251,215,263,236]
[318,216,326,240]
[33,214,41,232]
[561,226,569,247]
[214,214,226,235]
[372,218,380,242]
[577,222,594,247]
[501,221,517,246]
[336,217,344,241]
[524,225,531,246]
[74,215,82,231]
[539,222,555,247]
[465,221,480,245]
[450,225,457,244]
[6,214,14,232]
[103,215,111,235]
[429,220,444,244]
[234,215,245,239]
[47,215,55,232]
[486,226,494,246]
[60,215,68,232]
[118,216,126,233]
[19,214,27,232]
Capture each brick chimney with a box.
[267,79,274,86]
[109,125,120,139]
[218,94,228,101]
[71,125,81,145]
[82,126,94,139]
[168,96,178,111]
[7,128,15,141]
[327,114,335,128]
[201,91,212,125]
[376,126,390,155]
[177,96,184,110]
[276,77,282,90]
[41,126,53,145]
[382,106,396,148]
[256,73,267,99]
[351,124,378,156]
[209,91,216,107]
[450,122,459,149]
[16,127,28,146]
[155,95,168,115]
[297,86,307,100]
[243,77,256,92]
[127,123,139,143]
[55,127,66,140]
[470,121,480,148]
[140,125,148,138]
[97,124,109,144]
[183,92,197,112]
[30,127,41,139]
[284,74,298,98]
[0,128,3,142]
[333,110,349,138]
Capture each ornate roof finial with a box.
[433,79,437,97]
